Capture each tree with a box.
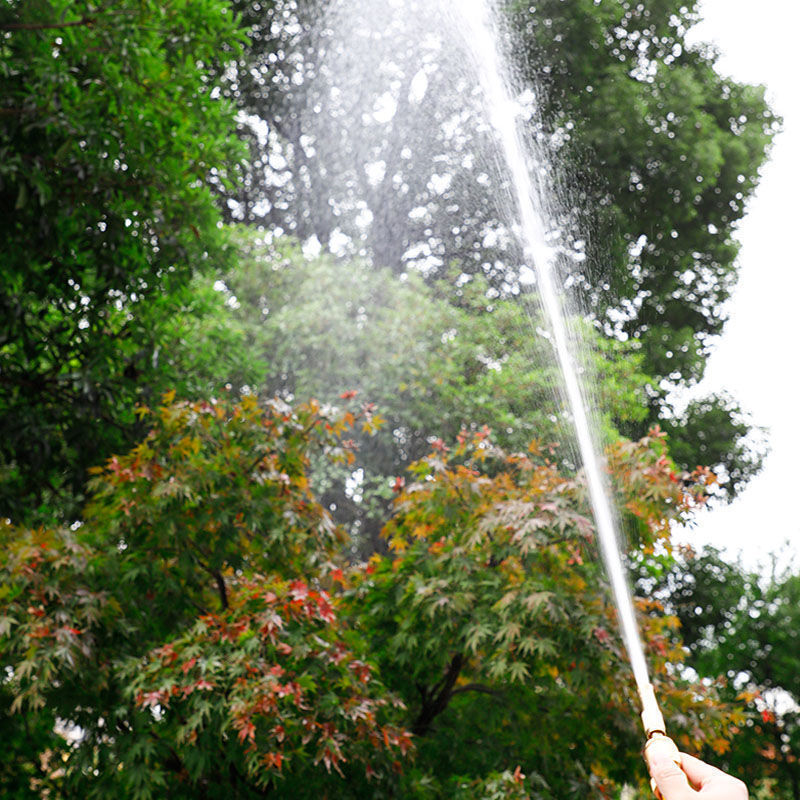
[344,427,736,798]
[220,0,776,491]
[1,0,773,518]
[0,0,247,521]
[1,395,410,798]
[1,395,741,798]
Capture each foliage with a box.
[511,0,775,363]
[0,0,247,520]
[221,0,775,492]
[219,235,650,550]
[0,396,407,798]
[124,575,412,795]
[342,427,735,797]
[0,395,744,797]
[502,0,776,492]
[0,0,782,795]
[659,393,765,499]
[1,0,772,518]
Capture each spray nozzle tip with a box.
[641,683,667,737]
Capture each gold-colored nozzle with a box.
[640,682,666,737]
[640,684,682,799]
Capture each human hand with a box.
[647,751,748,800]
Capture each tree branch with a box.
[412,652,465,736]
[214,570,228,611]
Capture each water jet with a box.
[307,0,681,781]
[454,0,676,758]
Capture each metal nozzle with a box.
[640,682,666,738]
[640,684,682,799]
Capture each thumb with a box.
[648,754,695,800]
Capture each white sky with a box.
[675,0,800,568]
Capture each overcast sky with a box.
[675,0,800,568]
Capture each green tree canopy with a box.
[221,0,775,492]
[0,0,246,520]
[213,235,650,550]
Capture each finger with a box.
[678,753,732,788]
[648,754,695,800]
[678,753,749,798]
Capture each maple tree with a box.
[0,395,406,797]
[343,427,737,796]
[1,395,743,798]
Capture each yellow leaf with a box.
[389,536,407,553]
[711,737,730,756]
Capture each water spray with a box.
[455,0,683,790]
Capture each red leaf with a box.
[289,580,309,601]
[140,691,165,710]
[236,718,256,744]
[316,594,336,624]
[262,751,283,770]
[271,724,285,743]
[593,627,610,644]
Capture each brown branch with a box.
[412,652,465,736]
[185,542,228,612]
[148,728,189,779]
[214,570,228,611]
